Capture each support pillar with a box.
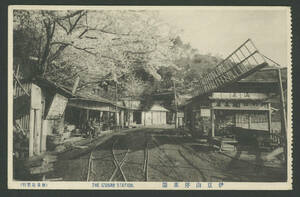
[141,112,145,126]
[86,109,89,121]
[267,103,272,133]
[41,120,48,152]
[29,108,35,157]
[120,110,124,128]
[116,110,120,126]
[234,113,237,127]
[277,68,287,163]
[35,109,42,155]
[175,112,178,129]
[248,114,251,129]
[211,109,215,137]
[99,111,103,127]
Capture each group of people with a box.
[85,118,96,138]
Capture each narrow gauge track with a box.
[110,134,151,182]
[85,134,150,182]
[143,135,150,181]
[109,138,129,181]
[86,151,95,181]
[85,132,198,182]
[84,136,129,182]
[163,134,244,181]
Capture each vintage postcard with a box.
[8,6,293,190]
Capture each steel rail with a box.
[111,138,128,182]
[151,135,182,178]
[143,136,149,181]
[86,151,95,181]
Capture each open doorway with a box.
[133,111,142,124]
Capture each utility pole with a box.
[277,68,287,165]
[115,79,118,131]
[114,70,118,132]
[173,79,178,129]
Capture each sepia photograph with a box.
[8,6,292,190]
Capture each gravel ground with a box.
[49,127,286,182]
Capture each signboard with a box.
[177,112,184,118]
[200,109,211,117]
[31,84,42,109]
[210,92,268,100]
[124,100,141,110]
[211,101,268,110]
[46,94,68,120]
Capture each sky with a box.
[158,7,290,66]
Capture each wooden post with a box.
[268,103,272,133]
[99,111,102,127]
[234,113,237,127]
[191,111,195,130]
[120,110,124,128]
[41,120,48,152]
[151,112,153,125]
[116,110,120,127]
[173,80,178,129]
[277,68,287,163]
[35,109,42,155]
[128,110,131,127]
[141,111,145,126]
[29,109,35,157]
[86,109,89,121]
[248,114,251,129]
[211,109,215,137]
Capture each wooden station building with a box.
[65,92,127,132]
[184,67,287,138]
[14,77,73,158]
[119,98,170,126]
[182,39,287,146]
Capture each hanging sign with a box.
[31,84,42,109]
[200,109,211,117]
[46,94,68,120]
[177,112,184,118]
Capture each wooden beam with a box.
[72,76,80,94]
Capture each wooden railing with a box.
[269,129,283,146]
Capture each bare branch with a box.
[47,44,69,64]
[78,29,88,38]
[40,19,52,75]
[50,41,96,55]
[72,45,96,55]
[55,19,68,33]
[55,10,84,20]
[81,25,136,36]
[68,11,85,34]
[85,36,98,39]
[60,67,88,82]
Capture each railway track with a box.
[148,134,183,180]
[110,138,129,181]
[85,133,185,182]
[143,135,150,181]
[86,151,95,181]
